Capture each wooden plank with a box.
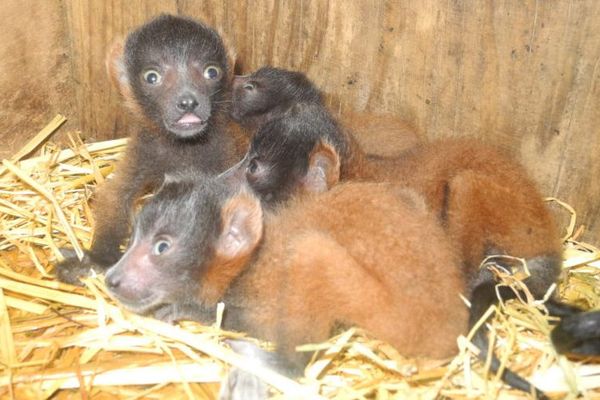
[0,1,76,160]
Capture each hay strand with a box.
[2,159,83,260]
[0,114,66,178]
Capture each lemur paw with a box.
[54,248,107,285]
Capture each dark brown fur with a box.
[55,15,237,284]
[103,144,468,398]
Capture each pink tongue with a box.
[177,113,203,124]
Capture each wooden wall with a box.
[0,1,74,155]
[2,0,600,244]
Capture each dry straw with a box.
[0,116,598,399]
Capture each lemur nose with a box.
[176,94,199,112]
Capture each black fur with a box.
[229,67,353,206]
[552,310,600,356]
[55,15,235,285]
[468,254,583,399]
[231,67,322,130]
[242,103,345,205]
[124,14,231,139]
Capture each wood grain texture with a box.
[0,0,75,159]
[2,0,600,243]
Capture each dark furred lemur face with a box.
[233,118,320,205]
[104,174,264,319]
[230,67,322,128]
[228,67,346,206]
[222,122,342,208]
[104,176,222,315]
[123,15,230,139]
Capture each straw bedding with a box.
[0,116,598,399]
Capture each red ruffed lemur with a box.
[55,14,238,284]
[225,66,585,398]
[103,148,468,399]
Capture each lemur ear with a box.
[106,38,143,115]
[216,190,263,259]
[106,38,129,93]
[302,139,341,194]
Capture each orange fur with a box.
[300,141,341,194]
[200,191,263,304]
[343,111,422,158]
[342,138,561,284]
[217,182,468,364]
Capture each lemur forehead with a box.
[130,39,225,67]
[125,16,227,69]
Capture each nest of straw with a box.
[0,116,598,399]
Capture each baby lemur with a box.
[55,15,237,284]
[228,66,577,398]
[104,149,468,397]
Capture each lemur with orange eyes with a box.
[226,66,584,398]
[56,15,238,284]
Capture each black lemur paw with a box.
[54,248,113,285]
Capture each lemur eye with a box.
[243,82,256,90]
[142,69,162,85]
[143,69,162,85]
[153,240,171,255]
[203,65,221,80]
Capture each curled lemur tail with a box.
[469,254,560,399]
[468,280,549,400]
[551,310,600,356]
[469,253,588,399]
